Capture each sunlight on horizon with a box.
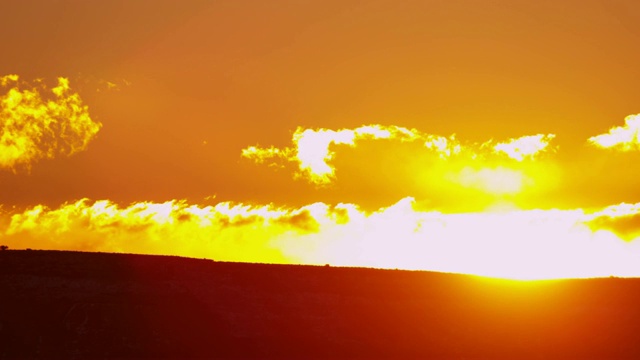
[3,195,640,281]
[2,75,640,281]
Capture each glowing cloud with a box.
[493,134,556,161]
[0,75,101,171]
[242,124,556,186]
[585,203,640,240]
[243,125,423,184]
[423,134,462,159]
[3,197,640,280]
[2,199,323,263]
[241,145,294,168]
[589,114,640,150]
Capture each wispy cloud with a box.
[0,75,101,171]
[589,114,640,150]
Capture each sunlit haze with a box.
[2,1,640,280]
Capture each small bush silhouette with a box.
[0,245,8,251]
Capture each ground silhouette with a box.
[1,250,640,358]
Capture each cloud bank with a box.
[2,197,640,280]
[0,75,101,171]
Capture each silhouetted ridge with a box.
[1,250,640,358]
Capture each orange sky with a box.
[2,0,640,279]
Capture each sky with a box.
[2,0,640,279]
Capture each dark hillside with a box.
[1,250,640,358]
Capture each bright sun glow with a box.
[456,166,526,195]
[3,196,640,280]
[2,75,640,281]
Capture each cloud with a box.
[0,75,101,171]
[241,145,293,169]
[2,197,640,279]
[242,125,424,184]
[589,114,640,150]
[242,124,554,185]
[95,78,131,92]
[0,198,334,263]
[423,134,462,159]
[493,134,556,161]
[585,203,640,240]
